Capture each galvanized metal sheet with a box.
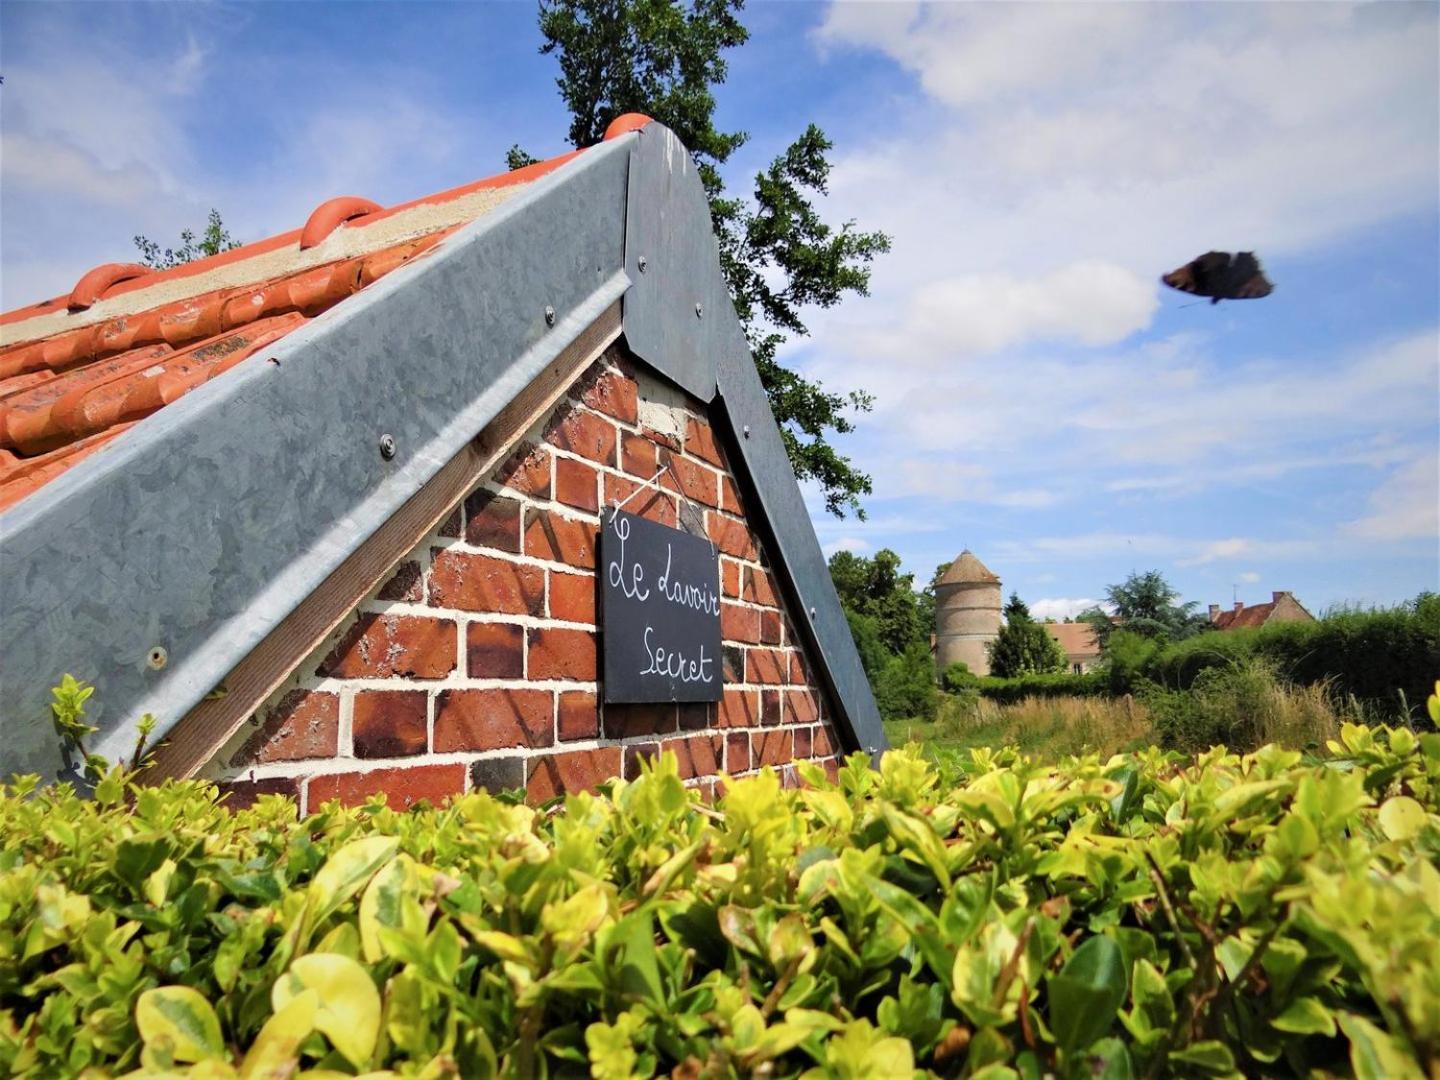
[620,125,722,402]
[0,137,634,780]
[714,348,888,756]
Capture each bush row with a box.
[973,671,1110,704]
[2,723,1437,1077]
[1146,595,1440,717]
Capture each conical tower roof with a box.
[938,549,1000,586]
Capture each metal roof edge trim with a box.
[615,122,885,756]
[0,136,634,780]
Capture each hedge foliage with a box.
[1146,596,1440,717]
[974,672,1110,704]
[2,725,1438,1078]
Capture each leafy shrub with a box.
[1150,595,1440,720]
[941,662,979,695]
[1102,629,1164,695]
[872,641,939,721]
[2,723,1438,1077]
[976,671,1108,704]
[1144,660,1342,754]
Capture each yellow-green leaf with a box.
[273,953,381,1068]
[308,836,399,924]
[1377,796,1427,842]
[135,986,225,1063]
[240,987,318,1080]
[359,854,421,963]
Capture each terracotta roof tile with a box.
[0,146,597,514]
[938,549,1001,586]
[1044,622,1100,656]
[1212,602,1276,630]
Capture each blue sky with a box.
[3,2,1436,617]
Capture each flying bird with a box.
[1162,251,1273,303]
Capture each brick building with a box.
[1208,591,1316,630]
[0,116,883,807]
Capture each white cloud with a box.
[1344,454,1440,542]
[1030,597,1102,621]
[823,537,870,556]
[1238,571,1262,584]
[992,532,1322,566]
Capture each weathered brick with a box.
[662,451,719,507]
[217,776,300,812]
[549,570,596,624]
[437,506,462,538]
[707,513,758,561]
[463,490,522,553]
[465,621,524,678]
[494,442,551,498]
[470,756,526,794]
[434,688,554,752]
[604,702,677,739]
[722,644,744,682]
[602,473,678,527]
[780,765,800,790]
[747,648,787,685]
[787,689,820,725]
[719,688,758,728]
[813,725,835,758]
[720,476,744,516]
[678,702,710,731]
[231,689,338,766]
[684,416,725,468]
[558,690,599,741]
[752,728,793,768]
[620,431,657,478]
[546,406,616,466]
[669,733,723,780]
[726,731,751,773]
[641,423,680,453]
[760,689,782,727]
[377,560,423,602]
[526,747,622,802]
[789,652,810,685]
[623,741,661,780]
[524,508,597,568]
[721,559,741,598]
[794,726,813,760]
[720,602,760,645]
[352,690,429,758]
[529,626,597,680]
[759,610,783,645]
[821,757,840,783]
[554,455,600,512]
[320,614,456,679]
[743,568,778,608]
[430,550,543,615]
[309,764,465,810]
[579,368,639,424]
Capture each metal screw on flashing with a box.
[379,433,397,460]
[637,256,648,273]
[545,305,557,326]
[695,302,704,318]
[742,424,751,438]
[147,646,168,671]
[809,606,817,620]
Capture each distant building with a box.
[935,550,1002,676]
[1045,622,1102,674]
[1208,591,1316,630]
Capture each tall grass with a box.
[887,659,1363,760]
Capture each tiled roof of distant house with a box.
[1210,591,1315,630]
[0,142,610,512]
[1044,621,1100,657]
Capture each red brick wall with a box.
[206,345,845,812]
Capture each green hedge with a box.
[3,725,1437,1077]
[1149,597,1440,717]
[976,671,1109,703]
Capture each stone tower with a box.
[935,550,1002,676]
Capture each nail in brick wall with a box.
[205,344,845,814]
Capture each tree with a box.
[1080,569,1208,647]
[987,593,1067,678]
[134,209,240,270]
[525,0,890,516]
[828,548,927,656]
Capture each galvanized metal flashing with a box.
[0,137,633,779]
[0,121,885,782]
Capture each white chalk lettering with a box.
[656,544,720,615]
[606,516,649,601]
[640,625,715,684]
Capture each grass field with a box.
[885,693,1154,762]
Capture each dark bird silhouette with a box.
[1162,251,1273,303]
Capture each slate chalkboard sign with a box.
[600,508,723,703]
